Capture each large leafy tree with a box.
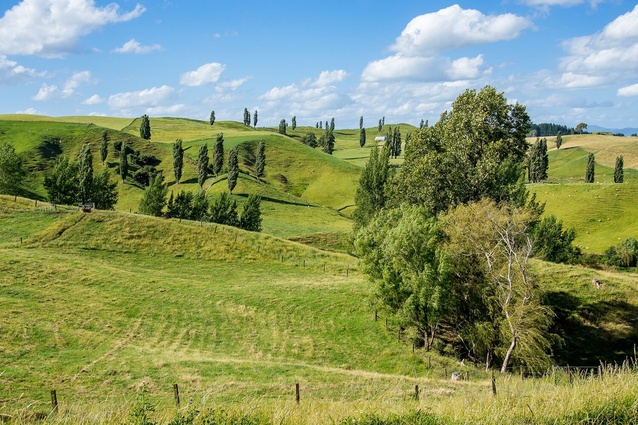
[239,194,262,232]
[255,140,266,180]
[44,156,79,205]
[614,155,624,183]
[139,174,167,216]
[353,145,390,230]
[227,146,239,194]
[197,144,209,189]
[213,133,224,177]
[389,86,530,215]
[355,205,452,350]
[173,139,184,184]
[139,114,151,140]
[92,168,118,209]
[0,141,25,196]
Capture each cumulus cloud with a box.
[0,55,39,84]
[618,83,638,97]
[180,63,226,86]
[362,53,486,82]
[114,39,161,54]
[521,0,604,7]
[107,85,176,110]
[16,107,42,115]
[83,94,104,105]
[33,70,92,100]
[558,5,638,87]
[0,0,145,57]
[216,76,252,93]
[391,5,533,55]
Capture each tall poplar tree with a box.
[173,139,184,184]
[253,110,258,127]
[213,133,224,177]
[139,114,151,140]
[291,116,297,130]
[209,110,215,126]
[227,146,239,194]
[614,155,624,183]
[100,131,108,165]
[585,153,595,183]
[359,128,366,147]
[243,108,251,126]
[198,143,209,189]
[555,131,562,150]
[78,143,93,203]
[119,144,128,182]
[239,194,262,232]
[359,116,364,130]
[255,140,266,180]
[353,145,390,230]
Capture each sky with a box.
[1,0,638,130]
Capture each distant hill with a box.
[587,124,638,136]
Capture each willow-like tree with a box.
[139,114,151,140]
[255,140,266,180]
[173,139,184,184]
[585,153,595,183]
[227,146,239,194]
[78,143,93,203]
[197,144,209,189]
[100,131,108,165]
[212,133,224,177]
[614,155,624,183]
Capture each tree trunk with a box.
[485,351,491,372]
[501,336,517,373]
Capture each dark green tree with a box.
[329,118,335,132]
[359,127,366,147]
[209,192,238,226]
[291,116,297,130]
[382,116,385,125]
[139,174,167,217]
[78,143,94,203]
[172,190,193,219]
[213,133,224,177]
[92,168,118,209]
[321,127,335,155]
[119,144,128,182]
[173,139,184,184]
[301,132,318,148]
[209,110,215,126]
[278,119,287,135]
[197,143,209,189]
[359,116,364,130]
[253,110,258,127]
[528,138,548,183]
[575,122,587,134]
[44,156,79,205]
[585,153,595,183]
[100,131,108,165]
[378,119,382,132]
[555,131,562,150]
[243,108,250,126]
[614,155,624,183]
[139,114,151,140]
[531,215,579,263]
[191,191,209,221]
[255,140,266,180]
[239,194,262,232]
[227,146,239,194]
[419,119,425,129]
[353,145,391,230]
[0,141,25,196]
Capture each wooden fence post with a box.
[491,371,497,396]
[414,384,419,400]
[50,389,58,413]
[295,383,300,404]
[173,383,180,408]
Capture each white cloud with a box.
[16,107,42,115]
[114,39,161,54]
[83,94,104,105]
[0,0,146,57]
[521,0,604,7]
[362,54,486,82]
[391,5,533,55]
[33,83,59,101]
[216,76,252,93]
[0,55,39,83]
[146,104,186,116]
[313,70,348,87]
[618,83,638,97]
[33,70,92,100]
[108,85,176,110]
[180,63,226,86]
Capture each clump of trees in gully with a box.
[354,86,579,373]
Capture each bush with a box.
[603,238,638,267]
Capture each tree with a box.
[355,205,451,350]
[239,194,262,232]
[359,116,364,130]
[191,191,209,221]
[0,141,25,196]
[255,140,266,180]
[442,199,553,373]
[378,119,383,132]
[614,155,624,183]
[359,128,366,147]
[227,146,239,194]
[321,127,335,155]
[213,133,224,177]
[419,119,425,130]
[291,116,297,130]
[209,110,215,126]
[585,153,595,183]
[92,168,118,209]
[209,192,238,226]
[253,110,258,128]
[100,131,109,165]
[44,156,79,205]
[575,122,587,134]
[78,143,94,203]
[173,139,184,184]
[243,108,251,126]
[139,114,151,140]
[301,132,318,148]
[330,118,335,132]
[528,138,548,183]
[531,215,579,263]
[197,144,209,189]
[139,174,167,217]
[353,145,390,230]
[119,144,129,182]
[389,86,530,216]
[555,131,562,150]
[278,119,287,135]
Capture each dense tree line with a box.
[530,123,575,137]
[528,138,548,183]
[354,86,580,373]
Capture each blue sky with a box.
[1,0,638,129]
